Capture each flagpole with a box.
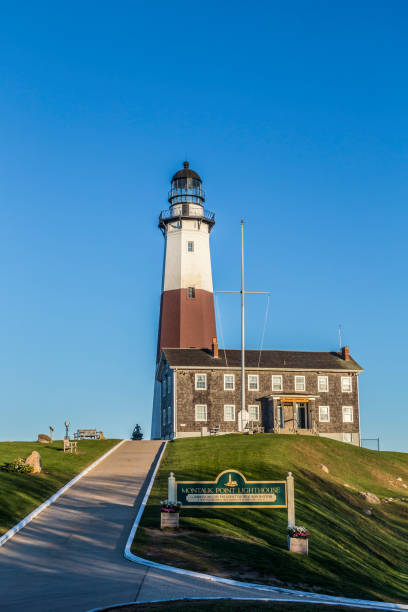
[241,220,245,430]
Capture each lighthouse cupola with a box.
[159,161,215,231]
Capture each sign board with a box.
[177,469,287,508]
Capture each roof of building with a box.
[171,161,202,182]
[162,348,363,371]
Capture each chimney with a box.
[212,337,219,359]
[341,346,350,361]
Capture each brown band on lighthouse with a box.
[157,288,217,359]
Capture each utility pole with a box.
[215,221,270,432]
[241,220,245,429]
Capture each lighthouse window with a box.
[195,373,207,390]
[188,287,195,298]
[195,404,207,421]
[188,241,194,252]
[248,375,259,391]
[248,405,259,421]
[224,374,235,390]
[224,405,235,421]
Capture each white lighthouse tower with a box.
[151,162,217,438]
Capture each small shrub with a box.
[1,457,34,474]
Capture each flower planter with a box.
[160,511,179,529]
[288,536,308,555]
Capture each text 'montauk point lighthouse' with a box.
[151,162,217,438]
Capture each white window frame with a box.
[195,404,208,421]
[319,405,330,422]
[195,373,207,390]
[343,432,352,443]
[248,404,259,421]
[341,376,352,392]
[272,375,283,392]
[248,374,259,391]
[224,404,235,421]
[295,375,306,392]
[187,240,194,252]
[318,376,329,392]
[342,406,353,423]
[224,374,235,390]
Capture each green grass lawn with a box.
[132,435,408,603]
[0,438,120,535]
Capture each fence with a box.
[360,437,380,451]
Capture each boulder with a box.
[397,477,403,482]
[359,491,381,505]
[37,434,51,443]
[363,509,372,516]
[319,464,329,474]
[25,451,42,474]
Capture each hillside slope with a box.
[0,439,120,535]
[132,435,408,603]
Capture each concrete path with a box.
[0,440,400,612]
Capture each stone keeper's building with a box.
[151,162,364,444]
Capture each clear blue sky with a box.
[1,2,407,451]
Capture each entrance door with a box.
[296,403,307,429]
[238,409,249,432]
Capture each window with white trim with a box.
[224,374,235,390]
[319,406,330,422]
[187,241,194,252]
[224,405,235,421]
[248,405,259,421]
[341,376,352,392]
[295,376,305,392]
[195,404,207,421]
[318,376,329,392]
[343,432,352,443]
[342,406,353,422]
[195,373,207,390]
[272,375,283,391]
[248,374,259,390]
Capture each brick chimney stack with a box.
[212,337,219,358]
[342,346,350,360]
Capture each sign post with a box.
[286,471,295,528]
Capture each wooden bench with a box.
[64,438,78,453]
[74,429,99,440]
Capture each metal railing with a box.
[159,207,215,225]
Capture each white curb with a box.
[88,596,408,612]
[0,438,127,548]
[123,441,408,612]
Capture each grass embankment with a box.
[0,439,120,535]
[132,435,408,603]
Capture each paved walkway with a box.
[0,441,401,612]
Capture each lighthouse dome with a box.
[171,161,202,183]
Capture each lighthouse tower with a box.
[151,162,217,438]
